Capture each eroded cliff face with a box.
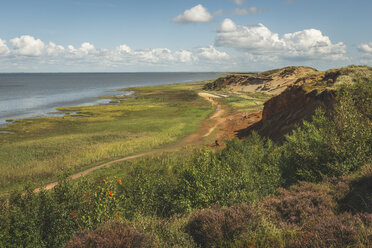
[236,86,336,141]
[204,66,318,95]
[207,65,372,141]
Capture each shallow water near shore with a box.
[0,72,220,125]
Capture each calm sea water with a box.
[0,72,220,125]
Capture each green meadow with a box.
[220,92,271,112]
[0,81,214,193]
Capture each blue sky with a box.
[0,0,371,72]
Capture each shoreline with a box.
[0,80,217,193]
[0,74,221,128]
[0,72,221,127]
[0,90,134,128]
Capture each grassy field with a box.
[0,81,214,193]
[203,90,271,113]
[220,92,271,112]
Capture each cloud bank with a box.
[358,42,372,54]
[173,4,213,24]
[215,19,347,61]
[0,35,230,71]
[0,22,354,72]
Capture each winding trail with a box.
[198,93,225,137]
[34,92,225,192]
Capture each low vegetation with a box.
[0,75,371,247]
[220,92,270,112]
[0,82,213,193]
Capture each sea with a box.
[0,72,221,126]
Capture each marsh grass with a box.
[0,82,213,193]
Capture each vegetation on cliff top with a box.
[204,65,372,96]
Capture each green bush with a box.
[280,109,339,184]
[0,177,122,247]
[172,134,282,214]
[0,184,79,248]
[280,81,372,184]
[116,136,282,218]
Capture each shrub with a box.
[0,183,83,248]
[65,221,154,248]
[332,84,372,171]
[0,177,122,247]
[118,161,177,218]
[287,212,371,248]
[261,183,336,226]
[280,109,338,184]
[174,134,282,214]
[339,164,372,213]
[218,133,282,199]
[131,216,197,248]
[186,205,256,248]
[186,208,225,248]
[280,81,372,184]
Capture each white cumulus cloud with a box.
[117,44,131,53]
[358,42,372,53]
[79,42,96,54]
[46,42,65,56]
[216,19,283,52]
[10,35,46,56]
[173,4,213,24]
[219,18,237,32]
[194,45,230,61]
[215,19,346,60]
[282,29,346,59]
[0,39,10,55]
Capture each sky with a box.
[0,0,372,72]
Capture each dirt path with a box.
[198,93,225,137]
[34,92,226,192]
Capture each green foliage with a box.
[280,81,372,184]
[0,185,77,247]
[118,163,176,218]
[0,76,371,247]
[221,92,271,112]
[114,138,282,218]
[173,134,281,212]
[0,178,122,247]
[219,134,282,198]
[131,216,197,248]
[280,109,339,184]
